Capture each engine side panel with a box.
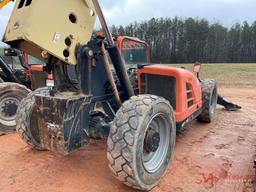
[138,65,202,122]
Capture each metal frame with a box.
[0,56,21,83]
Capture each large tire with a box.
[16,87,50,150]
[107,95,176,191]
[197,79,218,123]
[0,82,31,133]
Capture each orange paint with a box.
[23,53,53,80]
[138,65,202,122]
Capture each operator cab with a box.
[115,36,150,67]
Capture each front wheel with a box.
[0,83,31,133]
[107,95,176,191]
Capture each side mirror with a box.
[193,63,201,73]
[4,48,19,57]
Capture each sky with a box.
[1,0,256,45]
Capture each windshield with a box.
[121,38,148,65]
[0,49,21,69]
[0,49,44,67]
[28,55,45,65]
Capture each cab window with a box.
[121,39,148,65]
[28,55,44,65]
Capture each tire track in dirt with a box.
[211,89,256,192]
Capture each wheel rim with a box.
[0,97,19,126]
[142,113,170,173]
[210,87,217,115]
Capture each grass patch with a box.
[168,63,256,88]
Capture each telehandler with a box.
[4,0,217,190]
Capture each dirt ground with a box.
[0,87,255,192]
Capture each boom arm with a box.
[92,0,135,98]
[3,0,97,65]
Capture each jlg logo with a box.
[0,0,13,8]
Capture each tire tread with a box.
[16,87,50,150]
[107,95,171,190]
[197,79,217,123]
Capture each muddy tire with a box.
[107,95,176,191]
[0,83,31,133]
[197,79,218,123]
[16,87,50,150]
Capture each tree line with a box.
[110,17,256,63]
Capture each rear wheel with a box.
[16,87,50,150]
[107,95,176,191]
[197,79,218,123]
[0,83,30,133]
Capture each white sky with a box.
[1,0,256,44]
[100,0,256,27]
